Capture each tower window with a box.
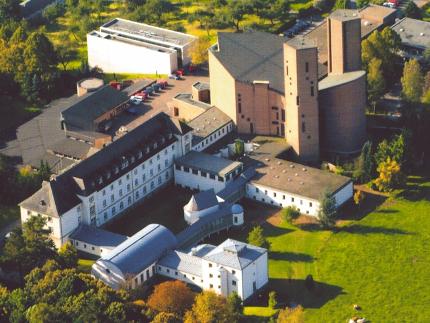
[286,65,289,75]
[305,62,309,73]
[311,86,314,97]
[302,122,306,133]
[296,96,300,106]
[238,102,242,113]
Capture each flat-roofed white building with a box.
[87,18,197,75]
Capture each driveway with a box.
[124,72,209,131]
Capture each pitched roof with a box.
[211,32,286,94]
[184,189,219,212]
[61,85,130,131]
[203,239,267,270]
[101,224,177,275]
[158,250,203,277]
[69,225,128,248]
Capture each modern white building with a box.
[174,151,243,194]
[87,18,197,75]
[19,113,193,248]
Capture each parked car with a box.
[152,83,161,92]
[157,80,168,88]
[144,86,154,95]
[383,2,396,8]
[176,68,185,76]
[169,74,181,80]
[130,98,142,105]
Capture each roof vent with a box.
[288,178,291,182]
[420,32,425,36]
[300,181,304,185]
[282,170,286,173]
[275,175,279,178]
[295,173,298,176]
[277,161,282,165]
[400,28,404,32]
[39,199,46,206]
[290,164,295,168]
[302,168,307,171]
[265,158,270,162]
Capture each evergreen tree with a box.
[356,141,374,183]
[317,191,337,229]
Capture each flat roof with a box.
[174,93,212,111]
[192,81,210,91]
[391,18,430,50]
[329,9,361,22]
[176,151,242,178]
[69,225,128,248]
[318,70,366,91]
[101,18,196,47]
[244,138,351,201]
[286,36,317,50]
[188,107,232,147]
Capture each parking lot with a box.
[120,71,209,133]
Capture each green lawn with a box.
[235,176,430,322]
[77,258,96,273]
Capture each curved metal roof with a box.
[231,204,243,214]
[101,224,177,275]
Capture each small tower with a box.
[231,204,244,226]
[284,38,320,162]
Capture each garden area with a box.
[202,176,430,322]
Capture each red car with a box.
[157,80,168,88]
[388,0,399,6]
[176,68,185,76]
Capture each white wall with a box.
[175,167,227,193]
[157,264,204,288]
[245,183,320,216]
[334,181,353,207]
[241,252,268,300]
[87,32,178,75]
[192,122,234,152]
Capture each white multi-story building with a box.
[19,113,193,248]
[87,18,197,75]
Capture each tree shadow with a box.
[337,192,388,221]
[261,222,294,238]
[340,224,412,235]
[269,251,314,263]
[296,223,321,232]
[396,183,430,202]
[373,209,399,214]
[246,278,344,309]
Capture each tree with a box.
[227,291,243,320]
[26,303,60,323]
[234,139,244,156]
[226,0,253,31]
[374,157,404,192]
[184,291,237,323]
[281,206,300,224]
[268,291,277,309]
[353,190,365,208]
[313,0,334,12]
[58,241,78,268]
[367,58,385,112]
[148,280,195,316]
[188,8,215,36]
[317,191,337,229]
[247,225,268,248]
[257,0,289,26]
[356,141,374,183]
[42,3,65,26]
[374,133,409,168]
[404,1,422,19]
[401,59,423,103]
[0,0,20,21]
[277,305,305,323]
[189,36,211,66]
[333,0,349,9]
[105,302,127,323]
[152,312,182,323]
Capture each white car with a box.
[129,97,142,105]
[383,2,395,8]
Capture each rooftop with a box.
[329,9,361,22]
[101,224,177,275]
[286,36,317,50]
[184,189,219,213]
[173,93,212,111]
[176,151,242,178]
[69,225,128,248]
[244,138,351,201]
[211,31,286,94]
[158,250,203,277]
[203,239,267,270]
[192,81,210,91]
[391,17,430,50]
[100,18,196,47]
[188,107,232,147]
[318,70,366,91]
[61,85,130,132]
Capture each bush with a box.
[247,225,268,248]
[281,206,300,224]
[268,291,277,309]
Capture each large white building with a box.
[87,18,197,75]
[19,113,193,248]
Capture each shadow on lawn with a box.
[262,222,294,237]
[247,278,344,309]
[338,191,388,221]
[397,183,430,202]
[269,251,314,262]
[340,224,412,235]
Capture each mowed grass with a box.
[239,176,430,322]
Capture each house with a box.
[87,18,197,75]
[19,113,193,248]
[391,18,430,60]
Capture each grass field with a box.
[202,177,430,322]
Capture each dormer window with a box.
[146,147,150,154]
[98,176,103,184]
[106,171,111,179]
[153,142,158,149]
[137,151,143,159]
[131,156,135,163]
[168,133,173,139]
[114,166,119,174]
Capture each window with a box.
[166,269,170,273]
[142,164,145,170]
[84,244,87,249]
[209,274,213,278]
[140,274,144,282]
[175,164,180,170]
[150,181,155,189]
[120,201,124,210]
[265,190,268,195]
[292,197,295,202]
[135,179,138,186]
[192,169,198,175]
[92,246,95,250]
[210,284,213,288]
[128,196,132,205]
[142,174,146,182]
[158,176,162,185]
[217,176,224,182]
[136,191,140,199]
[165,172,169,180]
[232,270,236,274]
[309,202,313,207]
[119,179,122,185]
[201,171,207,177]
[102,190,106,196]
[143,186,147,194]
[89,196,94,203]
[175,271,178,276]
[273,192,277,197]
[119,189,123,197]
[209,174,216,180]
[157,154,160,160]
[127,184,131,192]
[232,280,236,286]
[112,206,116,215]
[283,195,286,200]
[111,195,114,202]
[302,122,306,133]
[256,187,259,193]
[296,96,300,106]
[174,107,179,116]
[238,102,242,113]
[165,160,168,167]
[126,174,130,180]
[209,263,212,267]
[90,205,96,216]
[305,62,309,73]
[281,109,285,121]
[134,169,137,175]
[311,86,314,97]
[110,184,114,191]
[103,200,107,207]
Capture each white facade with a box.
[245,181,353,217]
[192,122,234,152]
[87,31,178,75]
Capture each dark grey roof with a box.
[211,32,286,94]
[158,250,203,277]
[191,244,216,257]
[192,82,210,91]
[184,189,219,212]
[176,151,242,178]
[61,85,129,131]
[391,18,430,51]
[47,138,92,160]
[69,225,128,248]
[203,239,267,270]
[101,224,177,275]
[217,167,256,202]
[173,93,212,111]
[19,180,81,217]
[121,79,154,96]
[189,107,232,147]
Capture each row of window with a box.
[195,124,232,150]
[175,164,227,182]
[254,187,313,207]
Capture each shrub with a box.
[281,206,300,224]
[268,291,277,309]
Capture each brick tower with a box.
[284,38,319,162]
[327,10,362,74]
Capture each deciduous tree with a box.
[247,225,268,248]
[277,305,305,323]
[367,57,385,112]
[317,191,337,229]
[184,291,237,323]
[189,36,211,66]
[401,59,423,103]
[374,157,404,192]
